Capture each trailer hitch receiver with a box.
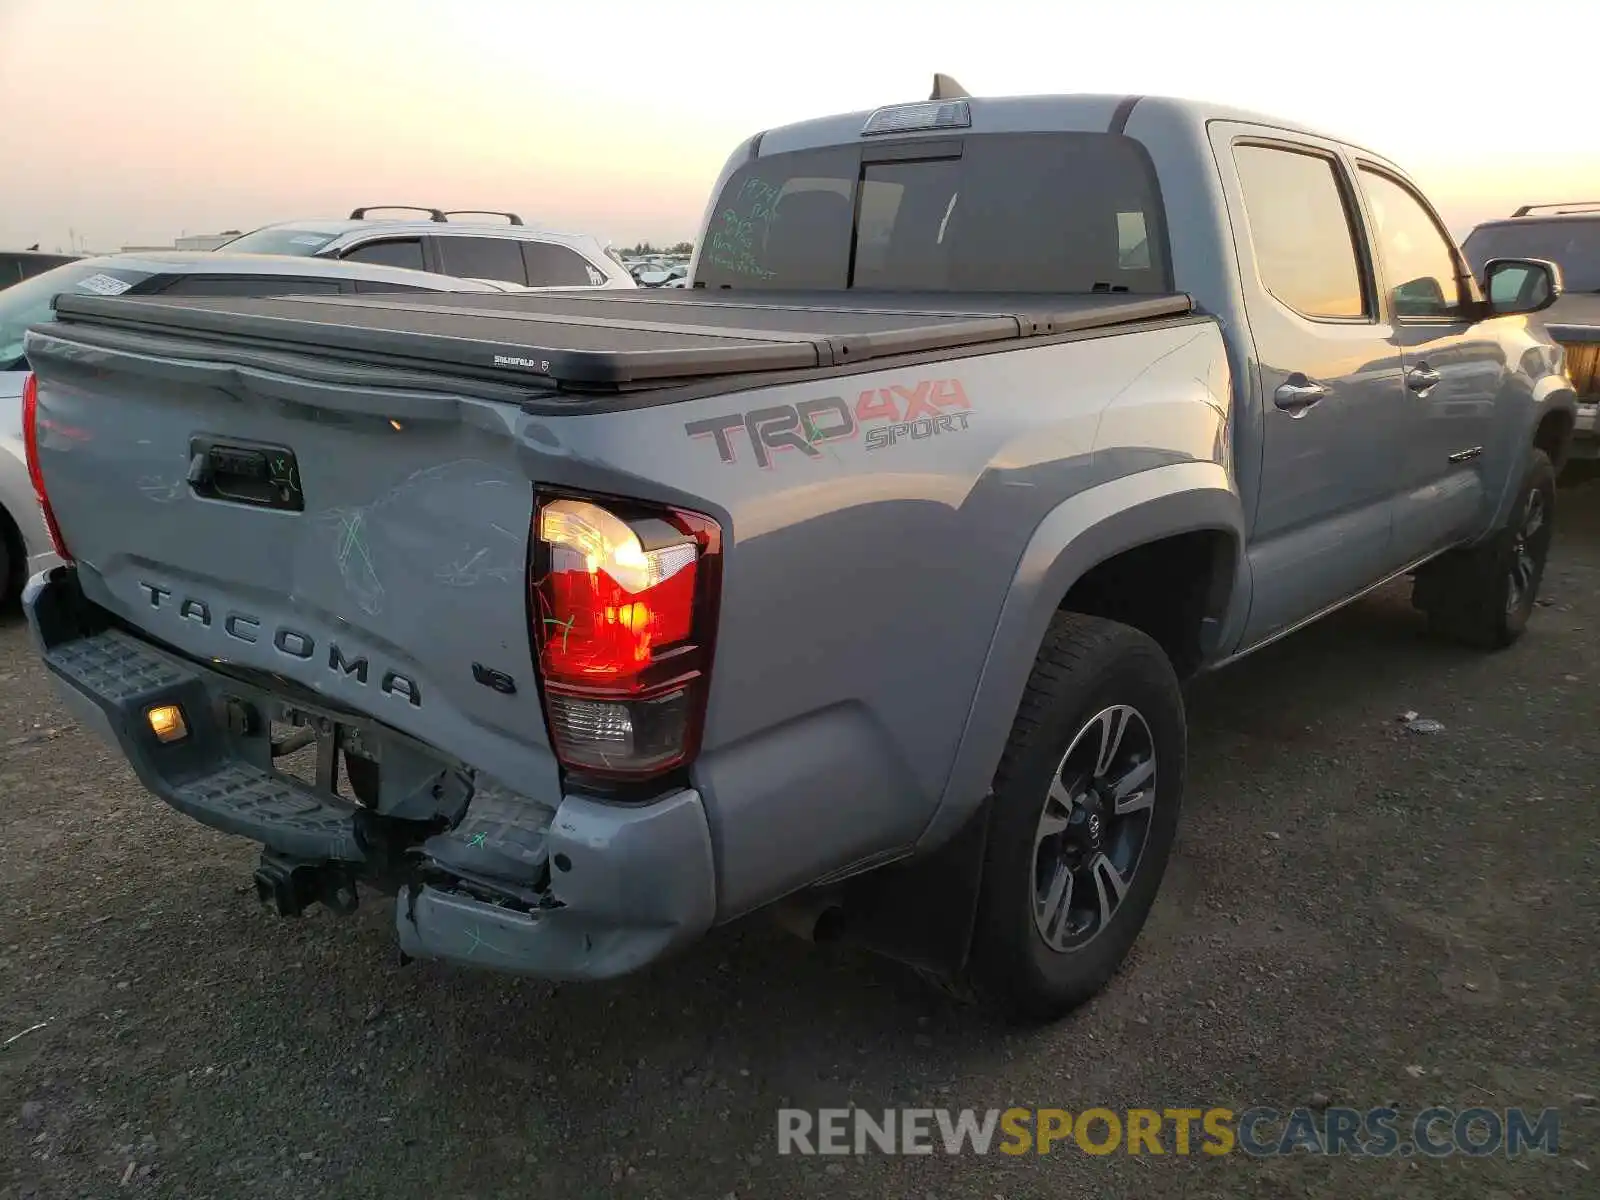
[253,852,360,917]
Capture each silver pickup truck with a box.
[19,83,1577,1022]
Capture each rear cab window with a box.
[696,132,1172,294]
[0,261,155,370]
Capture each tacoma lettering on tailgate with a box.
[685,377,972,468]
[138,582,422,707]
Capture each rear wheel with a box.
[966,612,1185,1022]
[1414,448,1556,650]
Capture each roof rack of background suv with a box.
[346,206,528,225]
[350,206,449,222]
[1511,202,1600,217]
[442,210,525,225]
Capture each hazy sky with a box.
[2,0,1594,253]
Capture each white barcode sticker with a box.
[74,273,134,296]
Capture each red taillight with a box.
[531,493,721,779]
[21,373,71,563]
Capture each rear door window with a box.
[341,238,426,272]
[436,236,529,284]
[697,133,1171,293]
[1232,144,1369,320]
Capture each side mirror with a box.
[1482,257,1564,317]
[1394,275,1449,316]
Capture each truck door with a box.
[1350,164,1501,563]
[1210,127,1408,647]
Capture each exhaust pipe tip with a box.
[772,891,847,944]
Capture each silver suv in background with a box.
[216,207,636,291]
[1463,203,1599,461]
[0,250,520,605]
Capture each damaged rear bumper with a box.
[24,566,717,982]
[397,785,715,980]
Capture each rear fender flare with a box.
[918,461,1245,851]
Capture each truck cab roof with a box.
[753,91,1368,158]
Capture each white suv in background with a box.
[216,207,637,291]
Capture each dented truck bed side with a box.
[22,291,1235,976]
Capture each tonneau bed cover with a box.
[46,288,1195,392]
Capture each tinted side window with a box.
[157,276,344,297]
[1233,145,1367,319]
[1357,168,1463,319]
[524,242,605,287]
[436,236,528,284]
[342,238,426,271]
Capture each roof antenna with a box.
[930,73,970,101]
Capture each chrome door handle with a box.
[1407,365,1442,393]
[1273,378,1328,417]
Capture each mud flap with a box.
[834,798,993,982]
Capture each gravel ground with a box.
[3,476,1598,1200]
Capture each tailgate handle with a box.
[189,438,305,512]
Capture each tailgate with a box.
[24,324,560,798]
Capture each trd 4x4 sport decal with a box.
[684,377,972,469]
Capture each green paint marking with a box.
[468,832,487,848]
[463,923,509,960]
[542,614,576,654]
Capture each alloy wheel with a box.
[1031,704,1158,952]
[1506,488,1548,616]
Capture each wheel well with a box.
[0,503,23,607]
[1058,530,1235,679]
[1535,409,1574,473]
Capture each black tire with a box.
[0,533,12,609]
[966,612,1185,1023]
[1413,448,1556,650]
